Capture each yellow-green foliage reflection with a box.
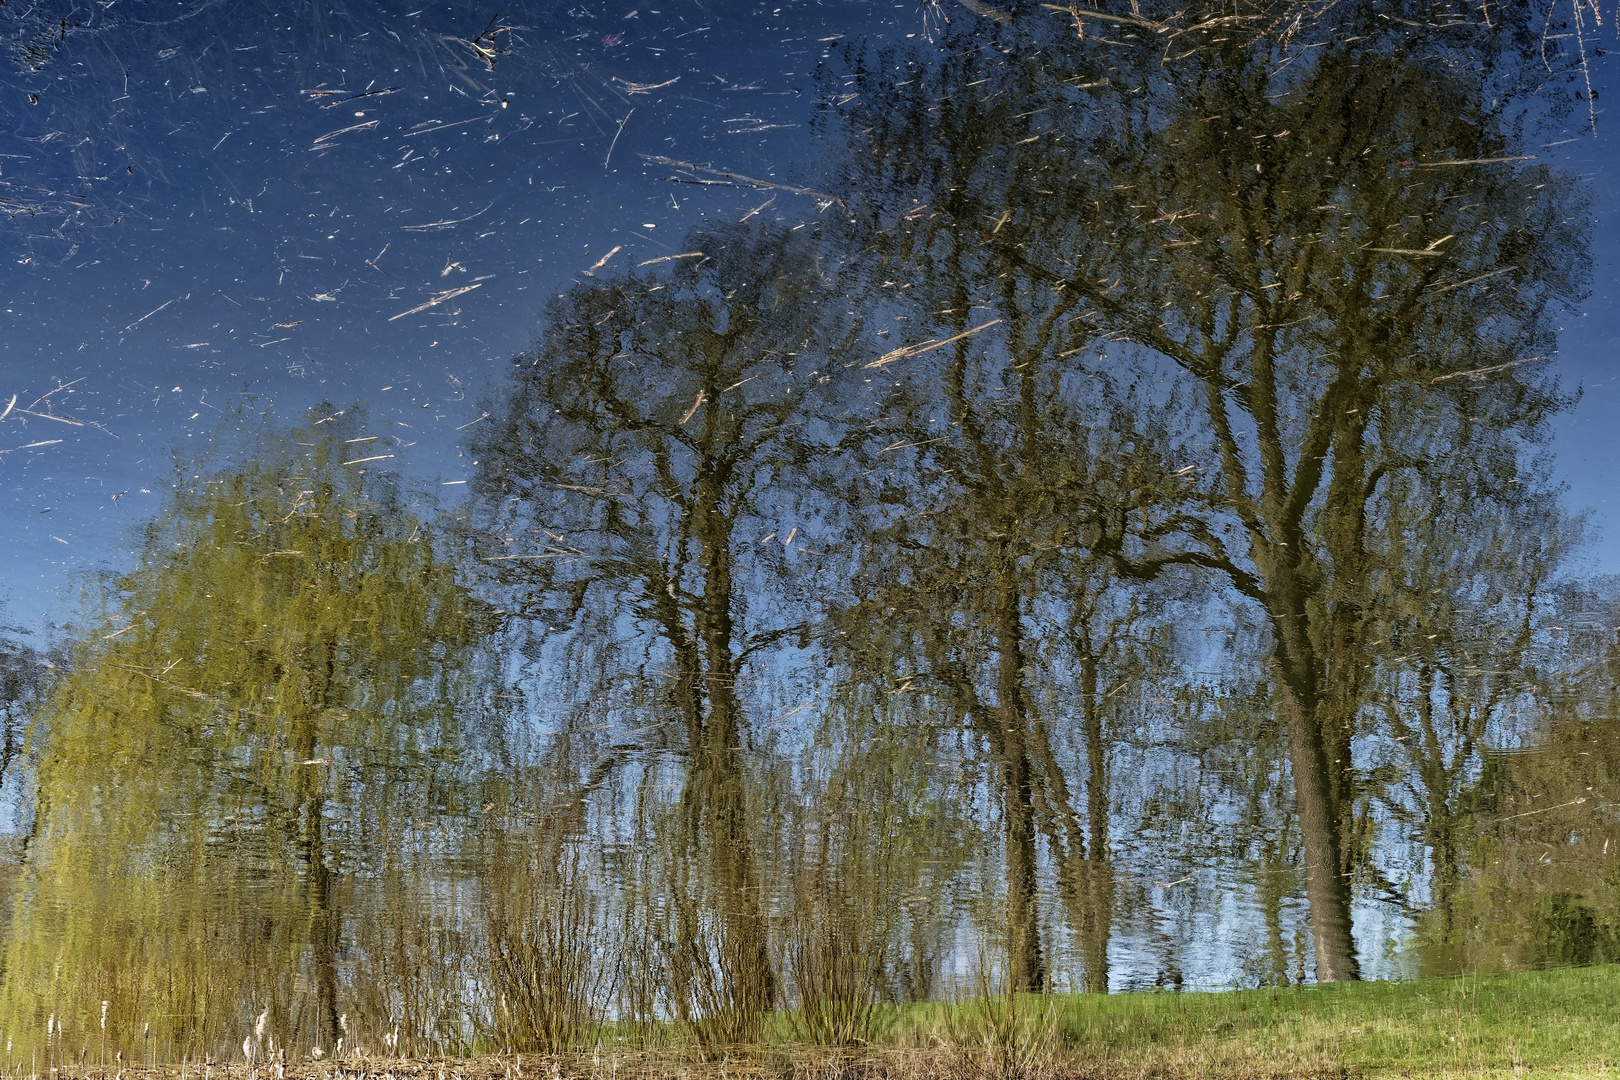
[0,408,492,1064]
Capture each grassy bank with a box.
[883,964,1620,1078]
[32,966,1620,1080]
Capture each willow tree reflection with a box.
[829,0,1588,981]
[0,411,494,1060]
[469,222,855,1041]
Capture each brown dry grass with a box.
[56,1046,1366,1080]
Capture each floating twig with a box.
[864,318,1003,368]
[640,154,842,205]
[388,282,487,321]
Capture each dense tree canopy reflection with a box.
[826,0,1588,982]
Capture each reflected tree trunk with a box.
[1272,665,1357,981]
[1258,832,1294,987]
[304,803,341,1052]
[992,550,1043,991]
[1414,664,1461,953]
[292,652,341,1054]
[1078,640,1112,993]
[693,480,776,1025]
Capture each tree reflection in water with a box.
[0,0,1609,1062]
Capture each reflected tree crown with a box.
[822,0,1590,982]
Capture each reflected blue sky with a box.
[0,0,885,626]
[1549,112,1620,574]
[0,2,1616,629]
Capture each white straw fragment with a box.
[864,318,1003,369]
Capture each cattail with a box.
[99,1004,108,1032]
[254,1010,268,1042]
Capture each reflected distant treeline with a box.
[0,0,1610,1063]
